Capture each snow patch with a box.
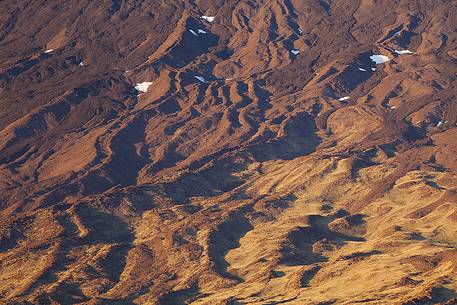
[395,49,414,55]
[79,61,84,67]
[189,29,198,36]
[135,82,153,93]
[195,76,207,83]
[338,96,350,101]
[437,120,447,127]
[358,68,367,72]
[393,30,402,37]
[371,67,377,71]
[201,16,215,22]
[197,29,207,34]
[44,49,54,53]
[370,54,390,65]
[291,49,300,55]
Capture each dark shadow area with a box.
[215,49,234,60]
[163,17,218,68]
[339,250,382,260]
[75,203,133,244]
[207,208,254,282]
[317,67,339,83]
[351,152,378,179]
[104,115,149,186]
[0,216,34,252]
[380,24,404,43]
[402,123,426,142]
[300,266,321,287]
[431,287,457,303]
[333,52,375,93]
[280,214,366,266]
[251,112,321,162]
[319,0,331,12]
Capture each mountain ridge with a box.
[1,0,457,304]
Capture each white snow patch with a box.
[135,82,153,93]
[390,106,397,109]
[370,54,390,65]
[393,30,402,37]
[44,49,54,53]
[371,67,377,71]
[201,16,215,22]
[79,61,84,67]
[437,120,448,127]
[197,29,207,34]
[358,68,367,71]
[291,49,300,55]
[395,49,414,55]
[338,96,350,101]
[195,76,207,83]
[189,29,198,36]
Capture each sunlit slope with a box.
[0,0,456,304]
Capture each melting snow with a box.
[338,96,350,101]
[195,76,207,83]
[201,16,215,22]
[189,29,198,36]
[197,29,207,34]
[395,49,414,55]
[135,82,153,93]
[370,54,390,65]
[437,120,448,127]
[44,49,54,53]
[358,68,367,72]
[291,49,300,55]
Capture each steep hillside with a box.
[0,1,457,304]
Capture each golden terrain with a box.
[0,0,457,304]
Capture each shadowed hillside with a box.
[1,1,457,304]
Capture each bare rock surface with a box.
[1,1,457,304]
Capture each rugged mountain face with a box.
[1,0,457,304]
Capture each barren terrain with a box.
[1,1,457,304]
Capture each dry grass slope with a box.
[0,0,457,304]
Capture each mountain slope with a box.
[0,1,457,304]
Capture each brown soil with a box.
[1,1,457,304]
